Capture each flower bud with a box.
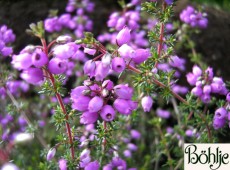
[102,80,114,90]
[192,65,202,77]
[111,57,126,73]
[100,105,116,121]
[80,111,98,124]
[191,87,202,97]
[84,47,96,55]
[118,44,133,59]
[226,92,230,102]
[130,130,141,139]
[116,26,131,46]
[85,161,100,170]
[47,148,56,161]
[56,35,72,44]
[48,58,67,74]
[95,62,110,81]
[101,89,109,98]
[213,117,226,129]
[114,84,133,100]
[20,68,44,85]
[113,99,132,115]
[88,96,104,112]
[102,53,112,67]
[186,73,197,85]
[59,159,67,170]
[132,49,150,64]
[156,109,171,119]
[72,96,91,111]
[32,49,48,67]
[12,53,33,70]
[215,107,227,119]
[53,42,78,59]
[141,96,153,112]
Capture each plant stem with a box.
[4,86,47,148]
[155,2,167,68]
[156,125,173,170]
[41,38,75,159]
[126,64,189,105]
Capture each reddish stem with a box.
[155,2,167,68]
[41,38,75,159]
[126,64,188,105]
[47,40,57,51]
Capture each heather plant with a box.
[0,0,229,170]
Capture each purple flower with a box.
[70,86,88,99]
[20,68,44,85]
[95,62,110,81]
[156,109,171,119]
[80,149,91,168]
[112,157,127,169]
[205,67,214,80]
[80,111,98,124]
[72,96,91,111]
[116,26,131,46]
[123,150,132,158]
[84,60,96,78]
[185,129,194,137]
[201,94,211,103]
[111,57,126,73]
[12,53,33,70]
[48,58,67,74]
[213,117,226,129]
[118,44,134,59]
[130,129,141,139]
[47,148,56,161]
[53,42,78,59]
[132,48,150,64]
[114,84,133,100]
[88,96,104,112]
[32,49,48,67]
[192,65,202,77]
[100,105,116,121]
[141,96,153,112]
[114,99,132,115]
[101,53,112,67]
[59,159,67,170]
[102,80,114,90]
[226,92,230,102]
[214,107,227,119]
[127,143,138,151]
[85,161,100,170]
[84,47,96,55]
[191,87,203,97]
[203,85,211,94]
[186,73,197,85]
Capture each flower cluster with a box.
[0,80,29,99]
[180,6,208,28]
[45,0,94,38]
[187,65,228,103]
[212,93,230,129]
[71,79,137,124]
[0,25,15,57]
[11,38,81,85]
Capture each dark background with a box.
[0,0,230,80]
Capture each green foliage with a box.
[26,21,45,38]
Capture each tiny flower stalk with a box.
[41,38,75,160]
